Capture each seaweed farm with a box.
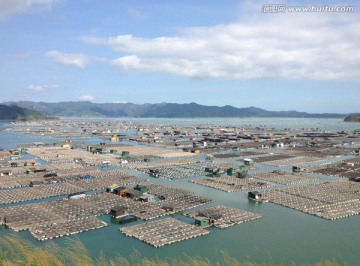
[1,118,360,265]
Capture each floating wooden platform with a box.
[191,176,273,192]
[261,180,360,220]
[121,217,209,248]
[186,205,262,229]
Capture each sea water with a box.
[0,118,360,265]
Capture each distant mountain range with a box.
[0,104,52,121]
[2,101,347,118]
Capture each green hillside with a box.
[0,104,58,121]
[344,114,360,122]
[3,101,347,118]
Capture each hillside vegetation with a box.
[3,101,347,118]
[344,114,360,122]
[0,105,57,121]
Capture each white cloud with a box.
[84,11,360,81]
[45,50,90,68]
[126,8,149,20]
[0,0,62,20]
[77,95,96,101]
[25,84,58,92]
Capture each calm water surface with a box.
[0,118,359,265]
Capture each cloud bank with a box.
[77,95,96,101]
[84,12,360,81]
[26,84,58,92]
[45,50,90,68]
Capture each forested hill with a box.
[0,104,57,121]
[344,114,360,122]
[3,101,347,118]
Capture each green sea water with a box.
[1,118,360,265]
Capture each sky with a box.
[0,0,359,113]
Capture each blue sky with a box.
[0,0,359,113]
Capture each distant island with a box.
[344,114,360,122]
[0,104,59,121]
[1,101,348,119]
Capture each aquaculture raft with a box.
[261,180,360,220]
[121,217,209,248]
[186,205,262,229]
[190,176,273,192]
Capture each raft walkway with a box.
[186,205,262,229]
[0,175,145,205]
[126,159,237,180]
[121,217,209,248]
[252,171,318,185]
[261,180,360,220]
[191,176,273,192]
[0,183,212,240]
[0,193,124,240]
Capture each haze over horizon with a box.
[1,0,359,113]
